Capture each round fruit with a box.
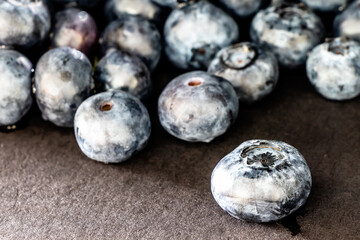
[334,0,360,42]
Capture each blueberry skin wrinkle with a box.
[74,91,151,163]
[35,47,92,127]
[164,1,239,70]
[211,139,312,223]
[158,71,239,143]
[52,8,98,57]
[250,2,325,68]
[0,49,33,126]
[101,16,162,71]
[306,38,360,101]
[208,42,279,103]
[0,0,51,49]
[334,0,360,42]
[94,50,152,100]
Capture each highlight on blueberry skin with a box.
[164,0,239,70]
[218,0,263,18]
[158,71,239,143]
[0,0,51,49]
[301,0,349,12]
[250,2,325,68]
[74,91,151,163]
[101,16,162,71]
[105,0,162,23]
[334,0,360,42]
[306,38,360,101]
[0,49,33,127]
[208,42,279,103]
[35,47,92,127]
[94,50,152,100]
[211,139,312,223]
[51,8,98,57]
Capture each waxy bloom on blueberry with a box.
[211,140,312,222]
[164,1,239,70]
[208,42,279,103]
[94,50,152,100]
[0,49,33,126]
[218,0,263,18]
[158,71,238,143]
[306,38,360,101]
[35,47,92,127]
[334,0,360,42]
[250,2,324,68]
[101,16,162,71]
[74,91,151,163]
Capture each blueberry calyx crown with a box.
[274,2,310,20]
[327,38,350,56]
[220,43,258,70]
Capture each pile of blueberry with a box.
[1,0,359,223]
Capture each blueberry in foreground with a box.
[211,139,312,223]
[101,16,162,71]
[218,0,263,18]
[334,0,360,42]
[52,8,98,57]
[208,42,279,103]
[0,0,51,49]
[306,38,360,101]
[74,91,151,163]
[158,71,238,143]
[94,50,152,100]
[35,47,92,127]
[164,1,239,70]
[250,2,324,68]
[301,0,348,12]
[105,0,162,23]
[0,49,33,126]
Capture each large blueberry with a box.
[164,1,239,70]
[218,0,263,18]
[306,38,360,101]
[105,0,162,23]
[74,91,151,163]
[158,71,238,143]
[94,50,152,100]
[35,47,92,127]
[211,139,312,222]
[0,0,51,49]
[334,0,360,42]
[250,2,324,68]
[0,49,33,126]
[51,8,98,57]
[301,0,348,12]
[101,16,162,71]
[208,42,279,103]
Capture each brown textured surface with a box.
[0,65,359,240]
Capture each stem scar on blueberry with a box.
[100,102,113,111]
[188,80,202,86]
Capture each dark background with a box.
[0,1,359,239]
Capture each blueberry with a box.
[334,0,360,42]
[211,139,312,222]
[74,90,151,163]
[35,47,92,127]
[218,0,263,18]
[105,0,162,23]
[51,8,98,57]
[164,1,239,70]
[0,49,33,126]
[306,38,360,101]
[151,0,178,8]
[158,71,238,143]
[301,0,348,12]
[208,42,279,103]
[0,0,51,49]
[101,16,162,71]
[250,2,325,68]
[52,0,101,8]
[94,50,152,100]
